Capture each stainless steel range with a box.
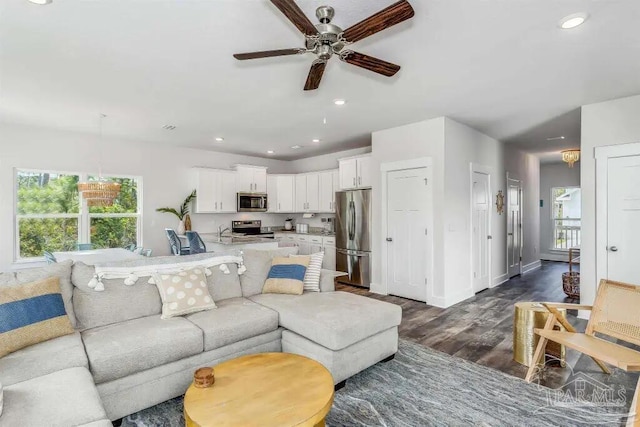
[231,220,274,239]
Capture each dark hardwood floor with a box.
[337,261,639,400]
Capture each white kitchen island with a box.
[179,233,278,253]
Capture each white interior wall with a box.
[539,162,580,261]
[504,144,541,271]
[0,123,294,270]
[580,93,640,307]
[371,118,447,300]
[371,117,540,307]
[288,147,371,173]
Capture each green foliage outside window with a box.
[16,171,140,259]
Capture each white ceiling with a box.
[1,0,639,160]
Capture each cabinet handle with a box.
[359,176,362,185]
[279,203,281,211]
[221,202,223,210]
[353,177,356,186]
[215,202,218,210]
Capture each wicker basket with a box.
[562,272,580,298]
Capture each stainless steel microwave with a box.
[237,193,268,212]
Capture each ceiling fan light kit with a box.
[233,0,415,90]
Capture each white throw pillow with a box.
[291,252,324,292]
[152,268,216,319]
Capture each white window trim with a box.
[550,185,581,251]
[14,168,143,261]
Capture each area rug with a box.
[122,339,631,426]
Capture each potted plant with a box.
[156,190,197,235]
[284,217,294,231]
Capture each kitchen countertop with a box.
[273,230,335,237]
[179,233,277,246]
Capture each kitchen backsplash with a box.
[190,213,335,234]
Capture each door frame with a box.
[470,163,492,293]
[380,157,433,304]
[506,173,523,277]
[595,141,640,284]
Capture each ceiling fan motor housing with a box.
[316,6,334,23]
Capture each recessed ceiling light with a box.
[559,13,589,29]
[291,145,302,150]
[162,125,176,130]
[546,136,566,141]
[267,150,274,154]
[312,139,321,143]
[333,99,346,106]
[215,137,224,142]
[28,0,52,4]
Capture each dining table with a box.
[53,248,145,265]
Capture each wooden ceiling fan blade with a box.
[270,0,319,36]
[304,60,327,91]
[233,48,305,60]
[342,0,414,43]
[340,51,400,77]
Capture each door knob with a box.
[386,237,393,242]
[507,233,513,236]
[609,246,618,252]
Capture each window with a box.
[551,187,581,250]
[15,170,142,260]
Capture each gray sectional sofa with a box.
[0,248,401,426]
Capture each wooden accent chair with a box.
[525,279,640,426]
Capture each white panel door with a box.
[277,175,295,212]
[219,171,237,213]
[472,171,491,292]
[607,155,640,283]
[295,175,307,212]
[507,178,522,278]
[386,167,430,302]
[357,156,373,188]
[194,169,218,213]
[267,175,278,213]
[319,171,334,212]
[253,168,267,193]
[339,159,358,190]
[306,173,320,212]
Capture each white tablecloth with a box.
[53,248,145,265]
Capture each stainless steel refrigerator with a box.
[335,189,371,288]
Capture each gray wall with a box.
[539,162,580,261]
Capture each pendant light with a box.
[77,114,121,206]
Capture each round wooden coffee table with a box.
[184,353,334,427]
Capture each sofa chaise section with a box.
[0,332,88,386]
[0,367,110,427]
[249,291,402,383]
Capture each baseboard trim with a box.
[522,260,542,274]
[540,252,573,262]
[491,273,509,288]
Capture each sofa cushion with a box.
[13,259,77,328]
[0,276,75,358]
[240,247,299,297]
[1,367,108,427]
[72,262,162,330]
[186,297,279,351]
[81,315,203,383]
[249,291,402,351]
[208,262,243,302]
[0,332,88,386]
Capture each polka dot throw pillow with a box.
[152,268,216,319]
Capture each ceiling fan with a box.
[233,0,415,91]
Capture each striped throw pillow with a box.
[262,256,310,295]
[291,252,324,292]
[0,276,74,358]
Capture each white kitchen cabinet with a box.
[267,175,278,213]
[322,236,336,270]
[275,175,295,212]
[332,169,340,209]
[236,165,267,193]
[192,168,237,213]
[339,155,372,190]
[319,171,334,213]
[295,173,320,212]
[308,235,324,254]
